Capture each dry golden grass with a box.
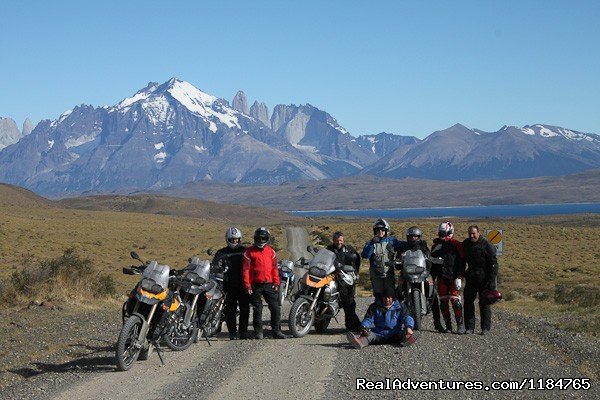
[0,205,286,296]
[1,184,598,335]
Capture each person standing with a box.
[430,221,466,334]
[361,219,404,299]
[462,225,499,335]
[212,227,250,340]
[326,231,361,332]
[242,227,287,339]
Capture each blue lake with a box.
[289,203,600,219]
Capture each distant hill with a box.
[155,169,600,211]
[0,183,56,208]
[57,194,300,225]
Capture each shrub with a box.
[554,284,600,308]
[0,248,116,305]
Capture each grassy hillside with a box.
[0,183,598,336]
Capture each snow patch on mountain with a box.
[167,80,241,129]
[142,96,172,124]
[154,142,164,150]
[65,133,98,149]
[154,152,166,163]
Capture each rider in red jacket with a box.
[242,227,286,340]
[431,221,466,334]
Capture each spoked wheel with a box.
[289,298,315,338]
[164,314,198,351]
[116,315,143,371]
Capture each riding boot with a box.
[455,316,466,334]
[346,332,368,349]
[443,317,453,333]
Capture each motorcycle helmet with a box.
[253,227,270,248]
[373,218,390,234]
[225,227,242,248]
[337,269,356,287]
[406,226,423,246]
[438,221,454,238]
[481,289,503,305]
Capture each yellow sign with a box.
[487,229,502,245]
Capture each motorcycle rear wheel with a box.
[289,298,314,338]
[116,315,143,371]
[412,289,422,330]
[164,315,198,351]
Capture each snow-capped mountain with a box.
[1,78,599,197]
[362,123,600,179]
[0,79,370,195]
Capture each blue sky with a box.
[1,1,599,138]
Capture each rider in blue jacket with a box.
[346,286,415,349]
[361,219,406,299]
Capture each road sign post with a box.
[485,228,503,256]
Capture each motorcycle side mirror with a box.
[207,248,214,256]
[130,251,140,261]
[306,245,313,253]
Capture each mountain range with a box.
[0,78,599,197]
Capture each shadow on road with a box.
[9,343,115,378]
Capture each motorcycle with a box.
[198,249,228,345]
[394,249,442,330]
[115,251,182,371]
[278,259,296,306]
[288,247,356,337]
[162,256,212,351]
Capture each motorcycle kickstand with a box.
[153,342,166,366]
[202,328,212,347]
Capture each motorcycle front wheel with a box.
[116,315,143,371]
[412,289,422,330]
[164,313,198,351]
[289,298,315,337]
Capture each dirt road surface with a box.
[1,227,598,399]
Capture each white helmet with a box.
[438,221,454,238]
[253,227,270,249]
[373,218,390,234]
[225,227,242,248]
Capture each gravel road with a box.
[1,227,598,399]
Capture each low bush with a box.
[554,284,600,308]
[0,247,117,306]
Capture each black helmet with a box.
[406,226,422,246]
[253,227,270,248]
[373,218,390,234]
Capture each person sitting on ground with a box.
[346,286,415,349]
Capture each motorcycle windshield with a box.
[141,261,170,292]
[184,259,210,284]
[308,249,336,275]
[402,250,427,274]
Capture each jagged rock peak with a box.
[22,118,34,136]
[232,91,249,115]
[250,101,270,127]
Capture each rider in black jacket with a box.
[326,231,362,332]
[212,227,250,340]
[462,225,499,335]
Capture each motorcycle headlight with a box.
[404,265,425,274]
